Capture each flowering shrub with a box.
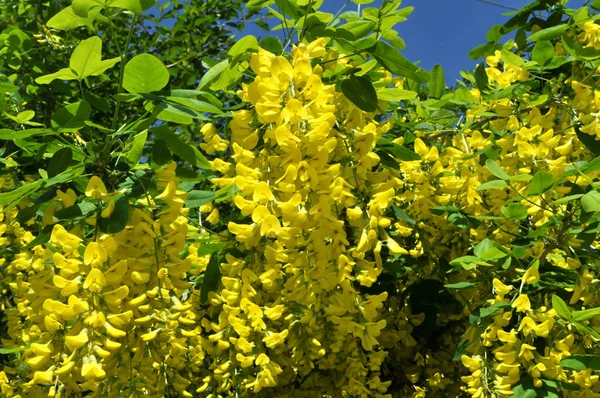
[2,0,600,397]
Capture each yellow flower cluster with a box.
[0,165,214,397]
[384,37,600,397]
[205,39,396,396]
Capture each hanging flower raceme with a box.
[198,40,399,396]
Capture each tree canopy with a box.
[2,0,600,397]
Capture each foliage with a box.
[1,0,600,397]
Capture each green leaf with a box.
[450,255,491,269]
[336,21,376,40]
[392,204,416,225]
[486,159,510,180]
[509,174,533,182]
[0,345,28,354]
[197,243,228,257]
[377,139,421,161]
[0,181,44,210]
[209,63,243,91]
[0,129,57,140]
[228,35,259,57]
[532,40,554,66]
[46,165,85,188]
[478,302,511,319]
[123,130,148,167]
[444,281,478,289]
[47,147,73,178]
[368,41,430,83]
[340,75,378,112]
[527,171,554,196]
[552,294,572,321]
[475,62,489,92]
[480,247,507,261]
[47,6,100,30]
[581,190,600,212]
[35,68,78,85]
[501,203,528,220]
[51,101,92,132]
[246,0,275,11]
[512,383,538,398]
[562,34,600,60]
[198,60,229,91]
[554,194,584,205]
[54,202,97,220]
[577,126,600,156]
[166,97,222,115]
[185,191,215,208]
[151,126,210,169]
[152,139,171,165]
[468,41,499,60]
[69,36,120,79]
[71,0,104,17]
[560,355,600,371]
[98,196,129,234]
[486,24,503,42]
[501,49,525,67]
[572,321,600,339]
[201,254,221,303]
[24,225,53,249]
[260,36,283,54]
[476,180,508,191]
[16,110,35,123]
[376,88,417,101]
[528,24,569,41]
[474,239,494,258]
[429,64,445,99]
[214,184,240,203]
[108,0,156,13]
[0,82,18,92]
[572,307,600,322]
[123,54,170,94]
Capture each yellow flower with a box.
[83,268,106,292]
[493,278,512,297]
[85,175,107,199]
[84,242,108,267]
[522,262,540,284]
[512,294,531,313]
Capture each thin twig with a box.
[476,0,519,11]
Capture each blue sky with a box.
[241,0,586,82]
